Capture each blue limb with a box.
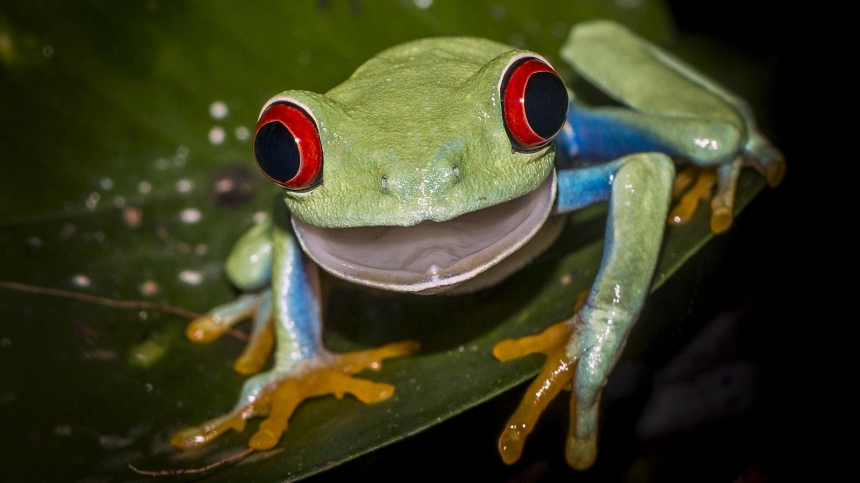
[554,157,626,213]
[172,216,419,451]
[555,103,685,164]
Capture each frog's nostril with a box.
[380,163,462,202]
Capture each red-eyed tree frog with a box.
[170,20,784,470]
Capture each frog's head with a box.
[253,38,568,293]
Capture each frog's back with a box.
[371,36,514,66]
[327,37,516,104]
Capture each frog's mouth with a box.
[292,171,557,294]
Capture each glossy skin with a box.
[172,21,784,470]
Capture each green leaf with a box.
[0,1,782,482]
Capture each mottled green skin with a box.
[270,38,557,228]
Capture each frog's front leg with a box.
[495,153,674,469]
[556,20,785,233]
[172,216,418,451]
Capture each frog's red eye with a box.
[254,102,323,191]
[501,57,568,151]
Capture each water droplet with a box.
[72,274,91,288]
[252,211,268,224]
[178,270,203,285]
[180,208,201,224]
[175,179,193,193]
[85,192,100,210]
[122,206,142,227]
[139,280,159,297]
[209,126,226,145]
[209,101,228,119]
[234,125,250,141]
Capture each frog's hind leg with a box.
[559,20,785,233]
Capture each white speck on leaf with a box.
[252,211,268,224]
[210,100,229,119]
[215,178,234,193]
[72,274,91,288]
[176,179,193,193]
[209,126,226,145]
[180,208,201,224]
[123,206,142,227]
[85,192,100,210]
[179,270,203,285]
[235,125,250,141]
[139,280,159,297]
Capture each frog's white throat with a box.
[291,171,558,295]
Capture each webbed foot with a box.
[668,164,721,231]
[668,144,785,234]
[493,322,579,465]
[494,319,604,470]
[493,291,602,470]
[171,340,419,450]
[184,291,275,375]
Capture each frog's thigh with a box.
[562,21,745,165]
[226,217,274,291]
[563,21,742,126]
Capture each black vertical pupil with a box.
[524,72,568,138]
[254,122,300,183]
